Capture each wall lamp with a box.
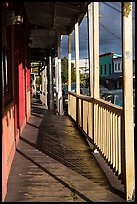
[5,8,23,25]
[14,15,23,25]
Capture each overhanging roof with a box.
[24,2,90,60]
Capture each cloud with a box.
[61,2,135,59]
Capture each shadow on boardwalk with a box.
[5,98,126,202]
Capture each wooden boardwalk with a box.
[5,98,126,202]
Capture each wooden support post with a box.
[93,2,99,98]
[87,3,93,97]
[68,34,72,92]
[122,2,135,201]
[75,22,80,95]
[48,56,54,109]
[58,58,63,115]
[44,65,48,108]
[42,71,44,104]
[57,35,64,115]
[68,34,72,115]
[55,57,59,93]
[34,74,37,96]
[88,2,99,147]
[55,56,58,110]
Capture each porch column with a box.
[57,35,63,115]
[74,22,80,95]
[34,74,37,96]
[93,2,99,98]
[39,70,41,100]
[55,56,58,110]
[58,58,63,115]
[122,2,135,201]
[68,34,72,92]
[42,70,44,104]
[68,33,72,115]
[87,3,93,97]
[87,2,99,148]
[48,55,54,109]
[44,64,48,108]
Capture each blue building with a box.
[99,52,122,89]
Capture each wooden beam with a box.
[68,33,72,92]
[93,2,99,98]
[57,35,63,115]
[68,2,89,35]
[48,56,54,109]
[87,3,93,97]
[122,2,135,201]
[44,65,48,108]
[75,22,80,95]
[68,33,72,116]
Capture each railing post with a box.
[68,33,72,115]
[122,2,135,201]
[75,22,80,95]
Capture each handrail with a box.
[68,92,124,182]
[69,91,123,114]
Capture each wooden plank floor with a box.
[5,98,126,202]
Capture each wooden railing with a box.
[68,91,124,181]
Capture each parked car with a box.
[99,85,108,97]
[101,89,123,106]
[101,89,135,123]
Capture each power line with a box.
[103,2,121,13]
[110,2,135,13]
[74,23,121,42]
[100,23,121,40]
[110,2,121,9]
[102,2,135,20]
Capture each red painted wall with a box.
[2,3,31,201]
[2,106,16,202]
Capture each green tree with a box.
[80,74,86,87]
[61,57,76,84]
[36,75,42,85]
[71,62,76,83]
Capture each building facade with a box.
[99,52,122,77]
[2,2,31,201]
[72,58,89,75]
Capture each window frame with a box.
[2,22,14,108]
[115,63,117,72]
[104,64,107,75]
[109,63,111,75]
[100,64,102,75]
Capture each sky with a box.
[61,2,135,60]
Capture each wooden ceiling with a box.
[24,2,89,60]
